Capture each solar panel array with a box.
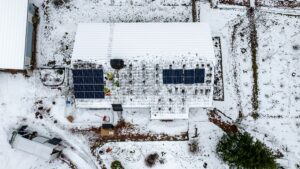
[163,69,205,84]
[72,69,105,99]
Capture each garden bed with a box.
[212,37,224,101]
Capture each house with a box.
[0,0,37,70]
[9,126,64,160]
[71,23,215,120]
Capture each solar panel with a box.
[184,69,194,76]
[163,77,173,84]
[184,77,194,84]
[84,85,94,91]
[72,69,105,99]
[163,69,172,77]
[82,70,93,76]
[73,77,83,84]
[163,69,173,84]
[94,85,104,91]
[85,92,95,98]
[95,92,104,98]
[195,69,205,83]
[174,76,183,84]
[74,85,84,91]
[173,69,183,84]
[184,69,195,84]
[93,69,103,77]
[162,68,206,84]
[72,69,83,76]
[83,77,94,84]
[94,77,103,84]
[75,92,85,99]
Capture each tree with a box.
[217,132,277,169]
[111,160,124,169]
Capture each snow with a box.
[36,0,193,67]
[98,117,226,169]
[0,0,300,168]
[256,12,300,117]
[0,0,28,69]
[72,23,215,63]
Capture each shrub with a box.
[188,140,199,153]
[145,153,159,167]
[217,132,277,169]
[111,160,124,169]
[52,0,70,7]
[66,115,74,123]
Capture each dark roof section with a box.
[48,138,62,145]
[112,104,123,111]
[102,124,114,129]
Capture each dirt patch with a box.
[219,0,250,6]
[34,99,51,119]
[256,0,300,8]
[208,108,239,134]
[192,0,197,22]
[59,154,78,169]
[72,120,188,151]
[39,68,65,87]
[230,19,244,115]
[247,8,259,119]
[30,5,40,70]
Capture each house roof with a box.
[72,23,215,64]
[0,0,28,69]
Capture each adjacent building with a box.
[9,126,64,160]
[0,0,36,70]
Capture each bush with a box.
[111,160,124,169]
[217,132,277,169]
[52,0,70,7]
[145,153,159,167]
[66,115,74,123]
[188,140,199,153]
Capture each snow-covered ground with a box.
[1,0,300,168]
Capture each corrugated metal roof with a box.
[72,23,215,63]
[0,0,28,69]
[12,135,55,160]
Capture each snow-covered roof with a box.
[0,0,28,69]
[72,23,215,63]
[12,135,55,160]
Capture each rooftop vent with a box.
[110,59,125,70]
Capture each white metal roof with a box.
[0,0,28,69]
[72,23,215,64]
[12,135,55,160]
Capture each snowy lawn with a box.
[0,0,300,168]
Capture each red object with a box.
[103,116,109,122]
[106,147,112,153]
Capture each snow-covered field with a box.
[0,0,300,168]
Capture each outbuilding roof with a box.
[0,0,28,69]
[72,23,215,64]
[12,135,55,160]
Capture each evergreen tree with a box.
[111,160,124,169]
[217,132,277,169]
